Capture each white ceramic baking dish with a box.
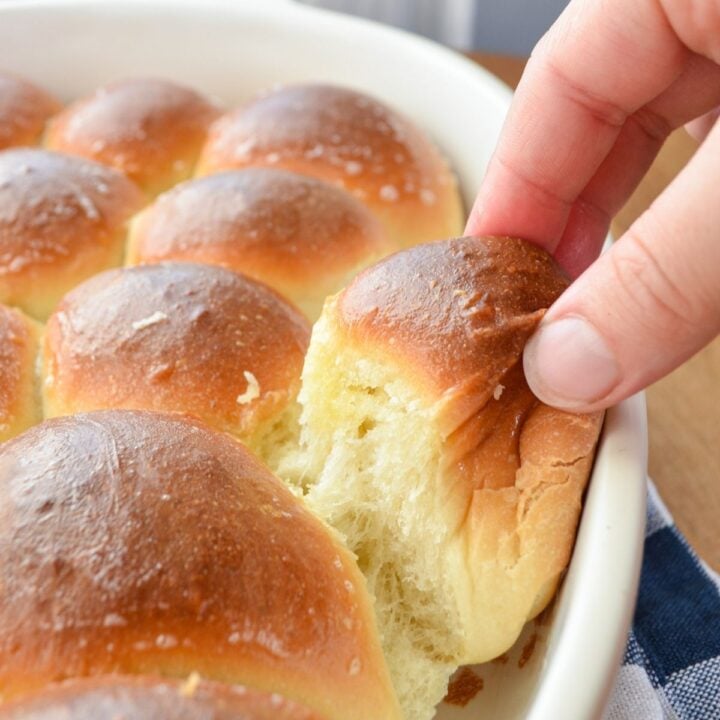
[0,1,648,718]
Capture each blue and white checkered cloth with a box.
[604,481,720,719]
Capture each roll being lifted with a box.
[295,236,603,718]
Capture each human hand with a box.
[466,0,720,413]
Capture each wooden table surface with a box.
[470,53,720,570]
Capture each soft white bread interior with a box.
[290,236,603,719]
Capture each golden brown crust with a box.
[0,73,60,150]
[457,399,603,652]
[338,236,569,422]
[0,148,145,320]
[127,169,392,318]
[0,303,41,442]
[196,84,463,248]
[46,78,221,196]
[42,262,310,439]
[335,235,597,484]
[0,410,401,720]
[0,676,326,719]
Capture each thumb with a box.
[523,122,720,413]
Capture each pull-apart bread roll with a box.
[0,676,325,720]
[46,78,221,196]
[43,262,309,459]
[0,411,402,720]
[0,148,144,320]
[296,236,603,718]
[0,303,41,442]
[196,84,463,250]
[0,72,60,150]
[127,168,392,321]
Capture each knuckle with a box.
[543,58,628,129]
[493,152,574,211]
[630,106,674,143]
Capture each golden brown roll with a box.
[46,78,221,196]
[0,72,60,150]
[292,236,603,719]
[0,410,402,720]
[42,262,310,457]
[127,168,393,321]
[196,84,463,250]
[0,148,144,320]
[0,676,325,719]
[0,303,42,443]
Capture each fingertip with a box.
[554,202,610,278]
[685,108,719,143]
[523,315,621,413]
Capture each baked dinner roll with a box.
[0,676,325,719]
[0,73,60,150]
[293,236,603,719]
[46,78,221,196]
[0,410,402,720]
[0,148,144,320]
[196,84,463,250]
[42,262,309,460]
[127,169,393,321]
[0,303,42,443]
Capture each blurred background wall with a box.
[298,0,570,54]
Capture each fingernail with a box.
[523,316,620,408]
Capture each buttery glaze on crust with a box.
[46,78,221,195]
[196,84,463,248]
[0,148,145,320]
[338,236,569,423]
[0,676,326,720]
[0,304,41,442]
[43,263,310,438]
[127,168,392,318]
[0,411,401,720]
[0,73,60,150]
[336,236,597,474]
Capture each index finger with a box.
[465,0,691,252]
